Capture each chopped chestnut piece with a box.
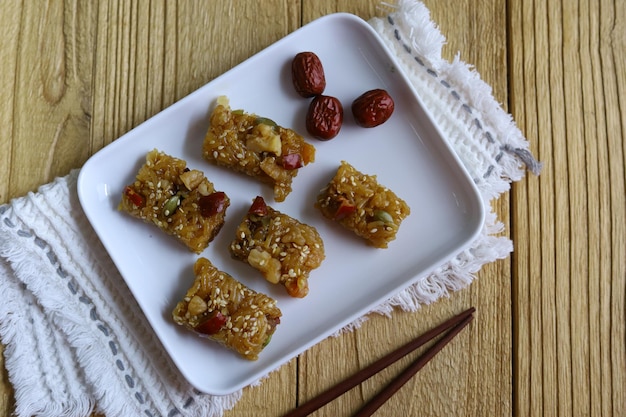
[281,153,303,170]
[199,191,227,217]
[195,311,227,335]
[284,277,309,298]
[248,196,269,216]
[124,186,145,207]
[334,196,356,220]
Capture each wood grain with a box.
[0,1,623,416]
[509,1,625,417]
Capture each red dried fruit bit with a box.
[334,196,356,220]
[306,95,343,140]
[195,311,227,335]
[199,191,227,217]
[248,196,268,216]
[124,186,145,207]
[281,153,303,170]
[291,52,326,98]
[351,89,395,128]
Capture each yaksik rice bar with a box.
[315,161,410,248]
[230,196,325,298]
[172,257,281,361]
[119,149,229,253]
[202,96,316,202]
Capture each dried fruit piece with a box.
[199,191,228,217]
[123,186,145,207]
[351,89,395,128]
[248,195,269,216]
[195,311,227,336]
[281,153,303,170]
[334,196,356,220]
[306,95,343,140]
[291,52,326,97]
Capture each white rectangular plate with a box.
[77,13,484,395]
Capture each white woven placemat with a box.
[0,1,539,416]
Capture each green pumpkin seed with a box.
[373,210,393,224]
[254,117,278,127]
[163,195,180,216]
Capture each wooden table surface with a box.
[1,1,624,416]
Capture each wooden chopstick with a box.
[353,312,474,416]
[284,307,475,417]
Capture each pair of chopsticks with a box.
[284,307,475,417]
